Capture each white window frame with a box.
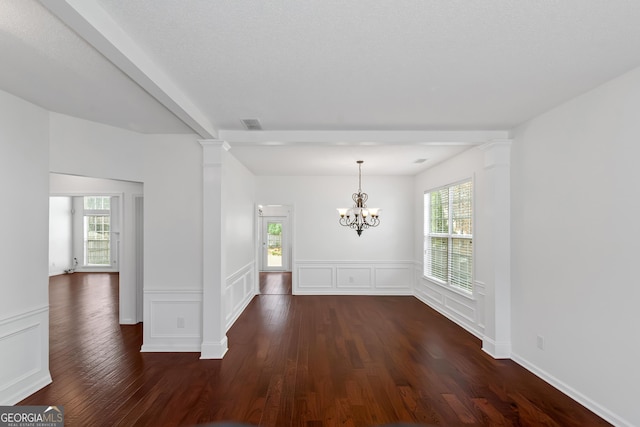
[423,179,474,295]
[83,196,111,267]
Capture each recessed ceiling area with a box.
[229,143,471,176]
[3,0,640,175]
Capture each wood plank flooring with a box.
[260,272,292,294]
[20,272,609,426]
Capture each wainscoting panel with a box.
[296,261,413,295]
[298,265,334,290]
[444,295,476,323]
[0,306,52,405]
[142,263,256,352]
[413,264,483,339]
[374,264,413,291]
[336,266,371,289]
[142,290,202,352]
[224,262,256,331]
[474,281,486,330]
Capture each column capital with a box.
[199,139,231,165]
[198,139,231,149]
[478,139,512,169]
[478,138,512,150]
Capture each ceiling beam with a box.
[218,130,511,146]
[39,0,217,139]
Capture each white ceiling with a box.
[2,0,640,175]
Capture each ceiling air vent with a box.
[241,118,262,131]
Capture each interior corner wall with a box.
[511,66,640,427]
[0,90,52,404]
[412,147,488,338]
[256,175,414,294]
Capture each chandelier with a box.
[337,160,381,236]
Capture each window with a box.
[424,180,473,293]
[84,196,111,266]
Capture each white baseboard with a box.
[511,352,632,427]
[481,337,511,359]
[200,337,228,359]
[140,343,201,352]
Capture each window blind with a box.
[424,180,473,293]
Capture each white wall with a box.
[49,197,72,276]
[511,66,640,426]
[140,134,205,351]
[413,146,488,338]
[142,134,203,291]
[256,175,414,294]
[0,90,52,404]
[222,150,256,330]
[223,151,256,277]
[49,112,146,182]
[257,175,413,260]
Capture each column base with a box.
[200,336,228,359]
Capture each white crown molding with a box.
[219,130,510,145]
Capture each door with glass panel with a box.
[261,217,289,271]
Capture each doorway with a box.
[49,173,143,325]
[257,204,293,295]
[258,205,292,272]
[261,217,288,271]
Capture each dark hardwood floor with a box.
[260,272,292,294]
[20,272,609,426]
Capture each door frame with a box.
[256,204,294,270]
[260,215,290,271]
[133,194,144,323]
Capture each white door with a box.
[261,217,289,271]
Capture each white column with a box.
[478,140,512,358]
[199,139,230,359]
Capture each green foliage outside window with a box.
[267,222,282,235]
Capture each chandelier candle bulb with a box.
[336,160,381,236]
